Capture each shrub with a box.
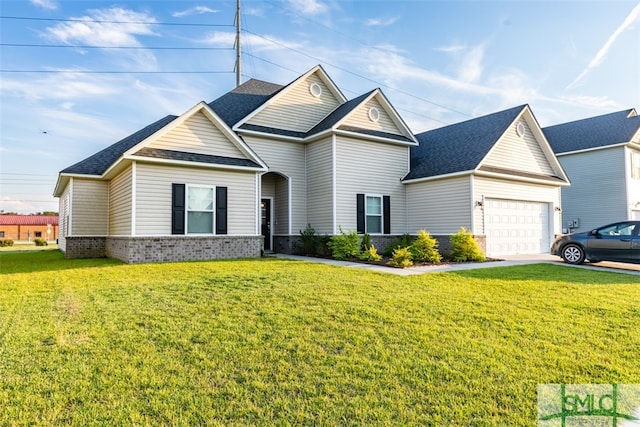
[410,229,441,264]
[328,227,361,261]
[0,239,14,247]
[383,233,414,256]
[359,244,382,262]
[387,247,413,268]
[361,233,372,251]
[450,227,486,262]
[34,239,48,246]
[296,224,330,256]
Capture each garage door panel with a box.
[485,198,550,256]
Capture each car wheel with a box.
[561,244,585,264]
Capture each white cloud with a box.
[30,0,57,10]
[457,44,485,84]
[567,2,640,89]
[43,7,159,70]
[286,0,328,16]
[1,73,120,101]
[203,31,305,52]
[172,6,219,18]
[365,16,399,27]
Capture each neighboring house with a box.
[0,215,59,241]
[54,65,418,263]
[404,105,570,257]
[543,109,640,233]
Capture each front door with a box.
[261,199,271,251]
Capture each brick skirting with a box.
[63,235,262,264]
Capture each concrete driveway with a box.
[275,253,640,276]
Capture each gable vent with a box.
[309,82,322,98]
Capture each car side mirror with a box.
[589,229,598,236]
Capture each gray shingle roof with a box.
[405,105,526,181]
[61,115,178,175]
[542,109,640,154]
[134,147,262,169]
[208,79,284,127]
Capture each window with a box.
[632,152,640,180]
[365,195,382,234]
[0,231,4,238]
[187,186,214,234]
[597,222,636,237]
[34,231,42,238]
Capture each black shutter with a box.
[216,186,227,235]
[356,193,365,234]
[172,183,185,235]
[383,195,391,234]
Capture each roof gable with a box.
[406,105,567,183]
[145,110,248,160]
[543,108,640,154]
[337,90,417,142]
[481,112,555,176]
[237,65,347,133]
[406,105,526,181]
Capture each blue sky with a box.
[1,0,639,214]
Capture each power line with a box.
[0,15,233,27]
[0,70,233,74]
[242,29,470,120]
[0,43,232,51]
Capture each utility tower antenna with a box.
[234,0,241,87]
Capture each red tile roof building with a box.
[0,215,59,241]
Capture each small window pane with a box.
[188,187,213,211]
[366,196,381,215]
[366,216,382,234]
[188,212,213,234]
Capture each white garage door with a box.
[485,199,550,256]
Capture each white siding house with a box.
[543,109,640,232]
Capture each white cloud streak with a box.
[30,0,57,10]
[286,0,328,16]
[365,16,399,27]
[567,2,640,89]
[43,8,159,70]
[172,6,219,18]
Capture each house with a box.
[0,215,59,241]
[53,65,418,263]
[404,105,570,257]
[54,65,569,263]
[543,109,640,232]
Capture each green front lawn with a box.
[1,251,638,425]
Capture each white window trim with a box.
[186,184,216,235]
[365,194,384,235]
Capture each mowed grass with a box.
[1,250,639,426]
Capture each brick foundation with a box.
[63,235,262,264]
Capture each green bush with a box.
[328,227,361,261]
[0,239,14,247]
[387,247,413,268]
[359,244,382,262]
[383,233,414,256]
[409,229,441,264]
[296,224,330,257]
[361,233,372,251]
[450,227,486,262]
[34,239,48,246]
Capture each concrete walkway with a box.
[275,253,640,276]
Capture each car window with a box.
[597,223,636,236]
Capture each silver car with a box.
[550,221,640,264]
